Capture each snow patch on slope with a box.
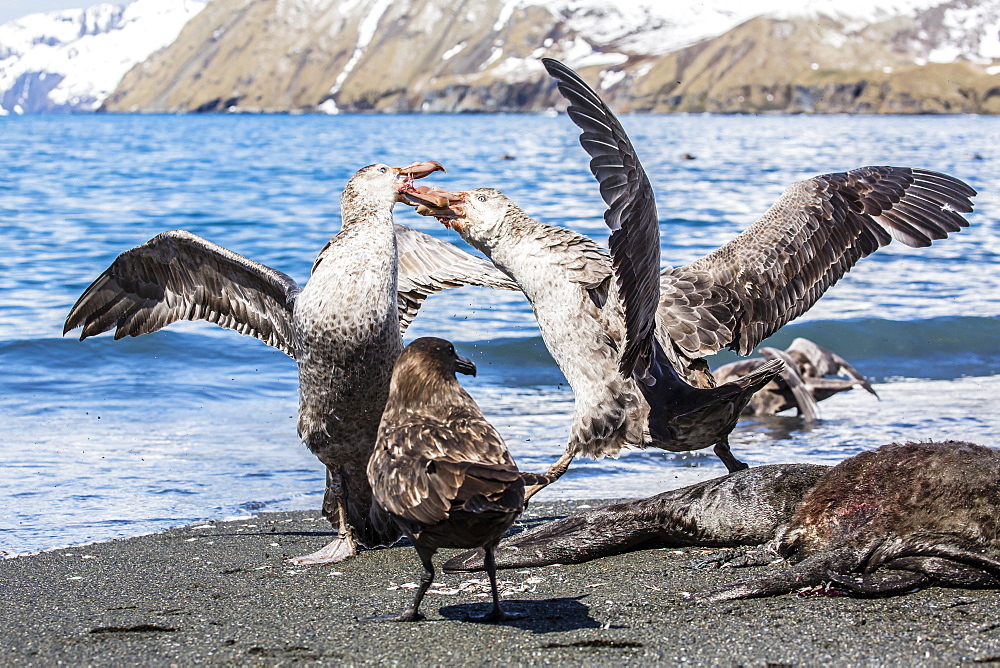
[328,0,394,98]
[532,0,984,58]
[929,0,1000,62]
[0,0,205,113]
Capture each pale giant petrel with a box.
[405,59,975,490]
[64,162,519,565]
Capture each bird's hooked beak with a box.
[393,161,446,203]
[401,186,467,230]
[454,354,476,377]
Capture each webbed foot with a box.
[287,534,356,566]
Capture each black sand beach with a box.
[3,499,999,666]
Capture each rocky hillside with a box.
[101,0,1000,114]
[6,0,999,114]
[101,0,656,113]
[624,7,1000,114]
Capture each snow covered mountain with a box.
[0,0,204,114]
[2,0,998,114]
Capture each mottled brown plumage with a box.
[367,337,527,622]
[63,163,519,566]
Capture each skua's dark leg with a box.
[469,547,528,622]
[367,547,434,622]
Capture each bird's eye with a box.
[448,345,456,355]
[476,194,486,202]
[378,166,388,173]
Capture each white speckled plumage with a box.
[293,165,407,554]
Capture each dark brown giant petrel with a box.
[63,162,519,565]
[367,337,527,623]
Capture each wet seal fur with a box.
[446,441,1000,601]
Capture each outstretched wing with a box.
[661,167,975,356]
[541,62,975,364]
[543,58,660,378]
[394,225,520,333]
[64,229,301,357]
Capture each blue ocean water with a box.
[1,112,998,556]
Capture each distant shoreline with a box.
[19,108,1000,117]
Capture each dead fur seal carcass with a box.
[445,441,1000,601]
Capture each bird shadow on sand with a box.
[438,596,600,633]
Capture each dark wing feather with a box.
[64,229,301,357]
[787,337,877,396]
[394,225,519,333]
[759,346,818,422]
[661,167,975,356]
[543,58,660,378]
[369,412,520,526]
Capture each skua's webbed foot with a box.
[468,547,530,623]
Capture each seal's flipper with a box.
[826,568,932,596]
[687,543,779,570]
[443,503,665,572]
[686,547,859,602]
[819,550,1000,596]
[447,464,830,573]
